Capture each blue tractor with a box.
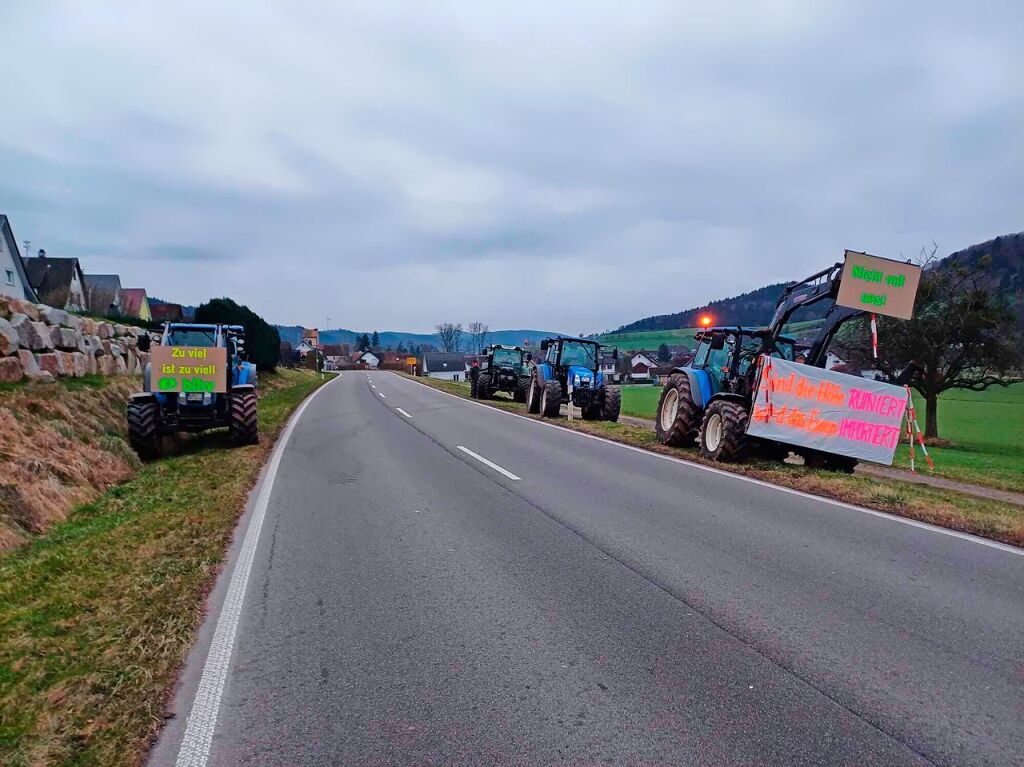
[126,323,259,459]
[525,336,620,421]
[655,263,865,469]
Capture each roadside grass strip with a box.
[401,374,1024,549]
[0,368,329,767]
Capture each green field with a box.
[598,327,700,351]
[620,382,1024,493]
[599,319,824,352]
[894,385,1024,492]
[620,383,664,418]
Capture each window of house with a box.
[4,269,14,285]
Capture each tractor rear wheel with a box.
[127,400,160,460]
[230,391,259,446]
[476,373,492,400]
[526,375,542,414]
[514,376,529,403]
[541,379,562,418]
[601,386,621,422]
[656,374,700,446]
[699,400,749,463]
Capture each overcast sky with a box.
[1,2,1020,333]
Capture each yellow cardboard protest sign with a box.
[151,345,228,393]
[835,250,922,320]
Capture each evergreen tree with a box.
[195,297,280,371]
[371,330,380,348]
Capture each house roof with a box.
[0,215,38,302]
[24,255,84,309]
[120,288,149,316]
[320,344,347,357]
[83,274,122,316]
[150,302,184,322]
[423,352,468,373]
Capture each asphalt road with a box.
[152,371,1024,767]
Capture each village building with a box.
[0,215,38,302]
[83,274,123,317]
[23,251,87,312]
[119,288,153,322]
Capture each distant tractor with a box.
[656,263,866,471]
[469,344,530,402]
[126,323,259,459]
[526,336,620,422]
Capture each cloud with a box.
[0,1,1020,332]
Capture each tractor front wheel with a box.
[127,399,160,460]
[541,379,562,418]
[514,377,529,403]
[476,373,492,400]
[601,386,621,422]
[526,375,542,414]
[699,400,749,463]
[656,374,699,447]
[230,391,259,446]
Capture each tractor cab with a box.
[689,326,796,399]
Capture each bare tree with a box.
[435,322,463,353]
[838,244,1023,438]
[466,321,490,353]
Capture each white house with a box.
[422,352,467,381]
[629,352,658,381]
[599,353,619,384]
[0,215,38,302]
[361,351,380,368]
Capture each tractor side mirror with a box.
[612,348,619,361]
[540,339,550,351]
[709,331,726,350]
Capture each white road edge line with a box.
[389,373,1023,557]
[457,445,522,481]
[174,374,341,766]
[396,407,412,418]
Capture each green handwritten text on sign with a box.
[835,250,922,320]
[150,345,228,393]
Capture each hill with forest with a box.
[274,326,562,351]
[611,232,1024,335]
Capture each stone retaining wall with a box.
[0,296,150,383]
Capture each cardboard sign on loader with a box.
[747,357,908,465]
[835,250,922,320]
[151,345,228,393]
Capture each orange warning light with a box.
[699,314,713,328]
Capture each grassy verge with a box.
[0,368,327,767]
[621,382,1024,495]
[405,374,1024,548]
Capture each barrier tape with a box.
[904,385,934,471]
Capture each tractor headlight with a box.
[574,374,581,386]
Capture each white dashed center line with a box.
[456,446,521,481]
[396,408,412,418]
[379,392,386,399]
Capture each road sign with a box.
[151,345,228,393]
[835,250,922,320]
